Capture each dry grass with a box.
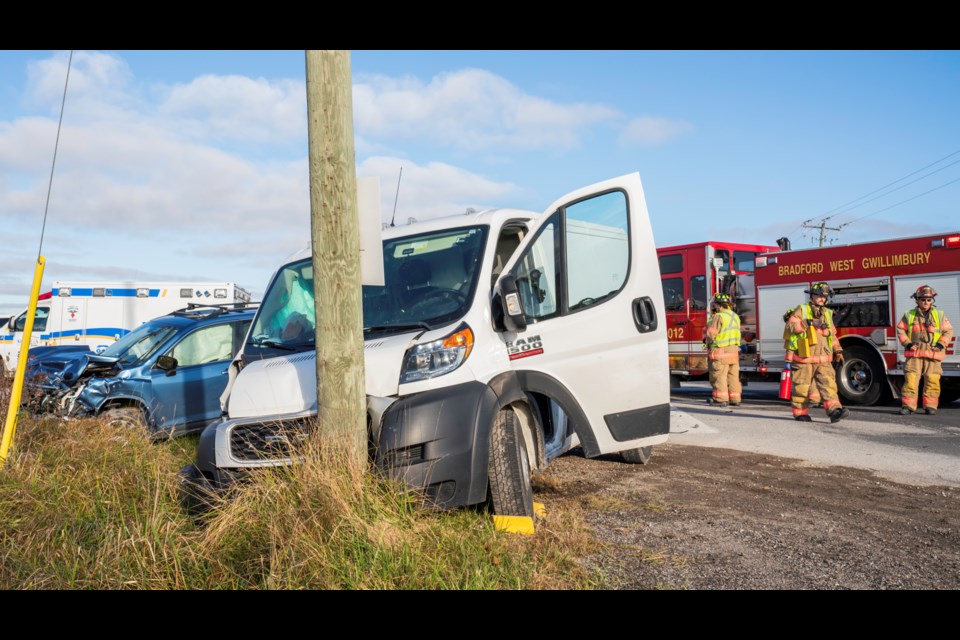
[0,394,599,589]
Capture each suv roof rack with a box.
[172,301,260,320]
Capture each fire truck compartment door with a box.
[496,172,669,457]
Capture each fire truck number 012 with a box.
[667,327,685,340]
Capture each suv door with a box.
[495,173,669,457]
[150,318,252,433]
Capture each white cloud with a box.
[0,117,309,232]
[619,116,694,146]
[158,75,306,143]
[353,69,621,151]
[358,156,521,221]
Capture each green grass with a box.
[0,397,598,589]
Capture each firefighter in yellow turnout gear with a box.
[783,307,822,406]
[704,293,742,407]
[897,285,954,415]
[785,282,849,423]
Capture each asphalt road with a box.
[670,381,960,488]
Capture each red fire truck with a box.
[659,232,960,405]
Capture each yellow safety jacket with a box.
[898,308,952,361]
[706,308,741,363]
[786,304,836,363]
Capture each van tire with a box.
[621,446,653,464]
[102,407,148,432]
[837,345,884,406]
[488,408,534,518]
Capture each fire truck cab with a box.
[657,241,778,382]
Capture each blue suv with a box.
[27,304,255,437]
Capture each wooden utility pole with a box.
[802,220,842,247]
[305,50,366,466]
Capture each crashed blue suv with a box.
[27,304,255,437]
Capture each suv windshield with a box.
[249,225,488,349]
[100,321,178,366]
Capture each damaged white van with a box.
[181,173,669,517]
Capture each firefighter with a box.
[783,307,822,406]
[785,282,849,423]
[704,293,742,407]
[897,285,954,415]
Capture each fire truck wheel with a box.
[488,408,534,518]
[837,345,884,406]
[621,446,653,464]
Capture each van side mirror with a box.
[156,355,178,374]
[494,275,527,333]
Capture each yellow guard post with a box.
[0,256,46,468]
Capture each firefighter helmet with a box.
[911,285,937,300]
[712,293,732,306]
[805,282,832,297]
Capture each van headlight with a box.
[400,323,473,383]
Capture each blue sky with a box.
[2,50,959,315]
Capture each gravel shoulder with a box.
[535,443,960,589]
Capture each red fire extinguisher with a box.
[778,366,792,400]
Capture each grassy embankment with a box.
[0,376,600,589]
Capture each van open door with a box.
[494,172,670,457]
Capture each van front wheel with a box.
[488,408,534,518]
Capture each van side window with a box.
[490,226,526,288]
[516,218,559,321]
[565,190,629,311]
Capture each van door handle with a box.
[632,297,659,334]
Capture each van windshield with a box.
[249,225,488,349]
[363,225,487,335]
[100,321,178,366]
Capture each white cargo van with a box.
[183,174,669,517]
[1,282,251,373]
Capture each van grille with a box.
[229,418,312,461]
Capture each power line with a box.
[838,174,960,228]
[826,156,960,222]
[817,148,960,223]
[38,50,73,261]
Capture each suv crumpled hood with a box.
[228,331,418,419]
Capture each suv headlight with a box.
[400,323,473,383]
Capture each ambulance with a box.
[1,282,251,374]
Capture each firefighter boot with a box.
[794,415,812,422]
[900,406,914,415]
[926,407,938,416]
[829,407,850,423]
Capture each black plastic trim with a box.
[605,402,671,441]
[376,381,499,509]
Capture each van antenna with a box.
[390,166,402,227]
